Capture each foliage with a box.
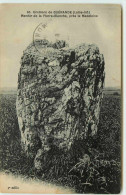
[68,151,121,193]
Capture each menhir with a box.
[16,39,105,168]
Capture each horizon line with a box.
[0,86,121,90]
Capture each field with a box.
[0,89,121,194]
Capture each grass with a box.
[0,92,121,193]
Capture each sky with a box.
[0,4,121,88]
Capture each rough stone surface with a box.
[16,40,105,168]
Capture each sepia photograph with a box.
[0,3,122,194]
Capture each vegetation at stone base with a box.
[0,92,121,194]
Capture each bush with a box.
[68,151,121,194]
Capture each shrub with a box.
[68,152,121,194]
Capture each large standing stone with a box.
[16,40,105,167]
